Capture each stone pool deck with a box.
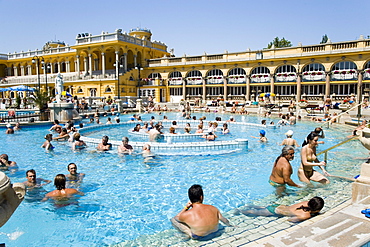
[170,197,370,247]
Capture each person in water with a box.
[171,184,232,240]
[235,196,324,222]
[280,130,299,147]
[41,134,54,150]
[97,135,112,151]
[118,137,133,154]
[43,174,83,202]
[72,133,87,150]
[299,133,330,184]
[65,163,85,183]
[22,169,51,188]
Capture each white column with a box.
[246,75,250,100]
[20,66,25,76]
[83,57,88,75]
[115,51,119,76]
[88,54,92,76]
[27,65,32,75]
[6,67,12,76]
[101,53,106,76]
[123,53,127,71]
[13,67,18,77]
[76,55,80,75]
[66,61,70,72]
[325,72,331,98]
[57,62,61,73]
[50,63,54,74]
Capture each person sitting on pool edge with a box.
[234,196,324,222]
[171,184,232,240]
[97,135,112,151]
[42,174,84,202]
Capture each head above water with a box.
[188,184,204,203]
[54,174,66,190]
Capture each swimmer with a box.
[196,124,204,133]
[251,130,267,142]
[203,132,217,141]
[235,197,324,222]
[97,135,112,151]
[42,174,84,202]
[0,154,17,170]
[23,169,51,188]
[5,123,14,134]
[222,123,230,134]
[269,146,301,195]
[299,133,330,184]
[148,124,162,142]
[171,184,232,239]
[280,130,299,147]
[72,133,87,150]
[65,163,85,183]
[106,117,113,124]
[53,128,69,141]
[14,122,21,131]
[118,137,133,154]
[41,134,54,150]
[49,120,62,131]
[169,127,178,134]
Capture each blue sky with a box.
[1,0,369,57]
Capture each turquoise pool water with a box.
[0,112,365,246]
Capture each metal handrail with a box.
[321,103,362,128]
[317,136,358,162]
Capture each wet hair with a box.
[188,184,203,203]
[73,133,81,141]
[223,123,228,128]
[45,134,53,140]
[172,121,177,125]
[0,154,8,160]
[302,132,318,147]
[261,120,266,125]
[102,135,109,141]
[79,123,84,128]
[61,128,68,133]
[54,174,66,190]
[122,136,129,143]
[314,127,322,134]
[274,145,294,165]
[169,127,176,133]
[108,117,111,121]
[54,120,60,125]
[67,163,76,170]
[26,169,36,177]
[296,196,324,213]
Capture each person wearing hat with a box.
[280,130,299,147]
[251,130,267,142]
[5,123,14,134]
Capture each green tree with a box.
[267,37,292,49]
[320,34,329,44]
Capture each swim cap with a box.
[259,130,266,136]
[6,124,11,128]
[285,130,293,136]
[130,117,135,121]
[116,113,120,116]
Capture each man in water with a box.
[171,184,232,239]
[43,174,83,202]
[118,137,133,154]
[269,146,301,195]
[65,163,85,183]
[23,169,51,188]
[0,154,17,170]
[97,135,112,151]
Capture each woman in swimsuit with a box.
[298,133,330,184]
[72,133,87,150]
[236,196,324,222]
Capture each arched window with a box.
[302,63,325,81]
[105,86,112,93]
[206,69,223,84]
[364,61,370,79]
[186,70,202,85]
[275,65,297,82]
[251,66,270,83]
[77,87,83,93]
[331,61,357,81]
[169,71,183,85]
[61,62,66,73]
[148,73,161,79]
[90,88,97,97]
[228,68,246,84]
[54,63,58,73]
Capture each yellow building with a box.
[1,29,370,106]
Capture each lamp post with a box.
[135,64,143,98]
[32,56,44,91]
[42,63,50,95]
[114,60,124,99]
